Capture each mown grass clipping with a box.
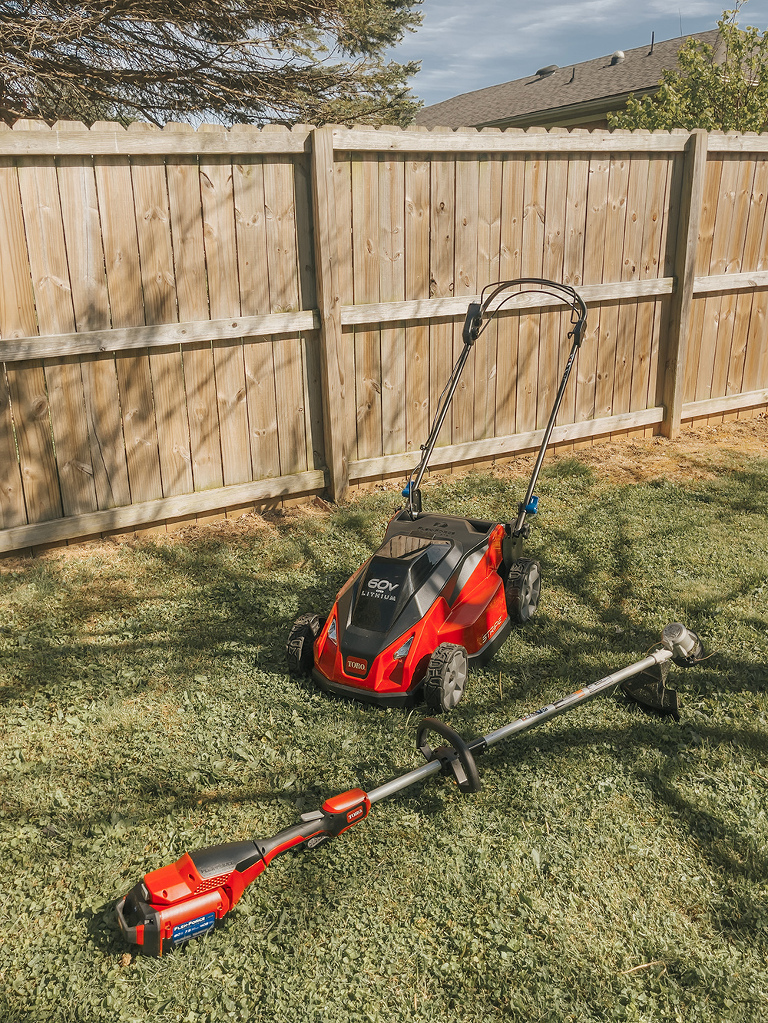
[1,422,767,1023]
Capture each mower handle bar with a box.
[405,278,588,523]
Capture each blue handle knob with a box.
[525,495,539,515]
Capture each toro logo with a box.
[346,806,365,823]
[345,656,368,677]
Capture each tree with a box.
[0,1,422,127]
[609,3,768,132]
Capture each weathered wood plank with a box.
[232,152,281,481]
[15,121,97,517]
[379,154,406,456]
[595,151,631,419]
[561,146,590,433]
[131,138,195,498]
[350,407,665,479]
[404,156,430,453]
[0,158,61,525]
[684,155,724,402]
[351,153,382,464]
[428,151,455,449]
[57,139,131,509]
[0,469,326,553]
[537,139,568,432]
[310,127,348,499]
[334,148,357,467]
[199,139,252,486]
[613,152,651,420]
[681,387,768,418]
[331,127,690,154]
[94,142,163,506]
[264,153,309,476]
[494,155,525,438]
[165,131,224,493]
[451,154,480,447]
[0,124,312,156]
[659,131,708,436]
[517,151,547,433]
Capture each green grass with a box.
[1,438,767,1022]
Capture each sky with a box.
[387,0,768,109]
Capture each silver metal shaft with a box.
[365,647,673,806]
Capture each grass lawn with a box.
[1,419,767,1023]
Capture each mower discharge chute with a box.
[287,279,589,711]
[116,624,705,957]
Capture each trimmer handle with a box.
[116,788,371,956]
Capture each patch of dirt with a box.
[2,416,766,570]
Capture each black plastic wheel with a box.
[505,559,541,624]
[286,613,322,676]
[423,643,468,712]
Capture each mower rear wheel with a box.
[505,559,541,624]
[287,614,322,676]
[424,643,468,712]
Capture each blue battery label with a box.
[172,912,215,943]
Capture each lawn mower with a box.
[287,278,589,712]
[116,622,705,957]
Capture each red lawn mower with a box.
[287,278,588,712]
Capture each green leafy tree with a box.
[0,1,422,127]
[609,2,768,131]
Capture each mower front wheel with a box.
[287,614,323,677]
[505,559,541,624]
[423,643,468,713]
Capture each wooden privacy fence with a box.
[1,121,767,553]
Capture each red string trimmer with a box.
[116,624,704,957]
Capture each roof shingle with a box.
[414,30,722,128]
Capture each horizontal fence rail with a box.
[1,121,767,553]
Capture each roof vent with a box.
[610,51,626,65]
[535,64,558,77]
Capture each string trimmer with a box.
[116,623,704,957]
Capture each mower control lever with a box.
[416,717,481,793]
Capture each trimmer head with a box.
[620,623,705,719]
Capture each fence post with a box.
[310,126,348,501]
[660,128,708,438]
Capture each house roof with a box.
[414,29,722,128]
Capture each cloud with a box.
[391,0,768,105]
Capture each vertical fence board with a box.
[613,154,650,422]
[710,155,756,409]
[739,156,768,402]
[630,155,668,418]
[165,138,224,494]
[561,150,589,433]
[538,147,568,431]
[130,138,194,499]
[453,154,479,448]
[233,152,281,480]
[351,152,382,466]
[475,153,502,442]
[0,158,62,524]
[264,148,309,477]
[595,152,631,419]
[495,153,524,438]
[15,123,97,518]
[334,149,357,465]
[576,153,609,436]
[518,152,546,433]
[57,140,131,510]
[429,153,455,448]
[404,155,430,453]
[199,141,251,486]
[94,145,163,507]
[379,155,406,456]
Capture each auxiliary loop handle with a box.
[416,717,481,794]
